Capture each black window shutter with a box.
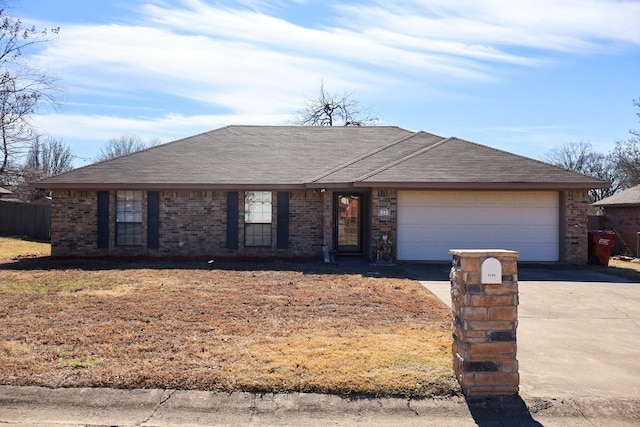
[226,192,239,250]
[277,192,289,249]
[147,191,160,249]
[97,191,109,249]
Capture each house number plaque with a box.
[378,207,390,219]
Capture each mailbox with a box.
[481,257,502,284]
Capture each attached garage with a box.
[397,191,560,261]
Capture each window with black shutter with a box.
[226,192,239,250]
[97,191,109,249]
[147,191,160,249]
[277,192,289,249]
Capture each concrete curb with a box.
[1,386,639,426]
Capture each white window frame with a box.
[244,191,272,247]
[116,190,143,246]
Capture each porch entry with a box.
[334,192,367,254]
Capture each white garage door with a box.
[397,191,559,261]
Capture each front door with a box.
[335,193,365,253]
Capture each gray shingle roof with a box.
[35,125,608,190]
[592,185,640,206]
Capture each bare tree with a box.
[541,141,619,202]
[294,80,378,126]
[0,7,60,176]
[612,98,640,189]
[10,136,73,200]
[23,136,73,177]
[585,153,623,201]
[94,135,161,161]
[541,141,593,173]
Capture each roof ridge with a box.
[307,131,422,183]
[226,124,407,130]
[354,136,454,182]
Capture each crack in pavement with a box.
[407,399,419,416]
[247,393,258,424]
[613,305,640,328]
[568,399,599,427]
[137,389,176,426]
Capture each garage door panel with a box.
[397,191,559,262]
[403,214,555,229]
[401,224,557,242]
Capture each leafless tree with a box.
[541,141,620,202]
[0,7,60,176]
[612,98,640,189]
[94,135,161,161]
[9,136,73,200]
[23,136,73,177]
[294,80,378,126]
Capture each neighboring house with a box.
[592,185,640,256]
[35,126,607,263]
[0,186,13,199]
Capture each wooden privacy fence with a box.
[588,215,605,231]
[0,202,51,240]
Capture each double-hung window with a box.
[244,191,272,247]
[116,190,143,245]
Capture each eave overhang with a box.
[35,180,610,192]
[591,202,640,208]
[33,183,311,191]
[350,181,610,190]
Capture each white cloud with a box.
[335,0,640,53]
[35,110,292,165]
[34,0,639,111]
[23,0,640,162]
[35,111,291,143]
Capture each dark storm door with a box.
[335,193,365,253]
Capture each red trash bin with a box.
[588,231,616,266]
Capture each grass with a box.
[0,237,458,398]
[0,237,50,260]
[596,257,640,282]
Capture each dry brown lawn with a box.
[602,258,640,282]
[0,237,458,397]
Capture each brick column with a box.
[449,249,520,397]
[322,191,333,249]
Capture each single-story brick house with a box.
[35,126,608,263]
[592,185,640,256]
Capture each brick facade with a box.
[156,190,226,257]
[51,188,592,263]
[51,190,102,256]
[602,206,640,256]
[285,190,325,257]
[322,190,334,249]
[51,189,325,259]
[371,189,397,241]
[561,189,590,263]
[370,189,398,262]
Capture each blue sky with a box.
[13,0,640,166]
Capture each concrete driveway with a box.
[406,264,640,399]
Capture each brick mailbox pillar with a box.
[449,249,520,397]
